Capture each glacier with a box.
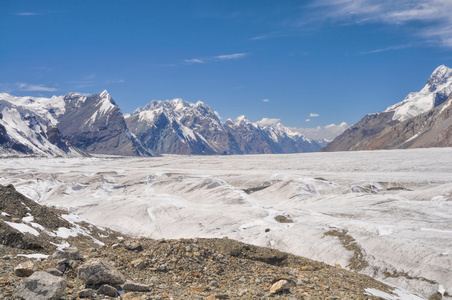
[0,148,451,299]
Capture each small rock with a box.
[274,215,293,223]
[124,240,143,251]
[131,258,147,269]
[207,280,220,288]
[270,279,290,294]
[14,271,67,300]
[2,255,12,260]
[123,280,150,292]
[265,228,270,233]
[11,217,21,223]
[97,284,118,297]
[190,286,208,293]
[45,268,63,277]
[111,243,120,249]
[77,288,96,298]
[14,261,34,277]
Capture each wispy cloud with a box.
[184,58,204,64]
[17,83,57,92]
[185,53,249,64]
[305,119,311,122]
[262,99,270,103]
[361,44,413,54]
[215,53,248,60]
[309,113,320,117]
[13,12,39,16]
[310,0,452,47]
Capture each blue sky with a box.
[2,0,452,138]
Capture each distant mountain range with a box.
[2,65,452,157]
[322,65,452,151]
[0,92,321,157]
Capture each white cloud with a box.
[309,113,319,117]
[184,58,204,64]
[311,0,452,47]
[255,118,280,127]
[185,53,248,64]
[262,99,270,103]
[14,12,38,16]
[293,122,349,140]
[215,53,248,60]
[16,83,57,92]
[305,119,311,122]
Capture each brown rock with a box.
[14,261,34,277]
[269,279,290,294]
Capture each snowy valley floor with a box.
[1,148,451,299]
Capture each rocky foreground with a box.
[0,184,435,299]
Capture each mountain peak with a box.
[385,65,452,122]
[427,65,452,90]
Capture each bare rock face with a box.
[77,258,126,286]
[57,91,149,156]
[14,271,67,300]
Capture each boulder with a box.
[14,261,34,277]
[52,246,82,260]
[124,240,143,251]
[14,271,67,300]
[77,258,126,286]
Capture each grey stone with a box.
[77,258,126,285]
[97,284,118,297]
[52,246,82,260]
[123,280,150,292]
[124,240,143,251]
[14,271,67,300]
[77,288,96,298]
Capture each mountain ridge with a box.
[0,92,321,157]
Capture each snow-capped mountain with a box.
[254,118,321,153]
[0,93,75,156]
[0,91,148,157]
[386,65,452,122]
[125,99,241,155]
[126,100,320,155]
[323,65,452,151]
[223,116,279,154]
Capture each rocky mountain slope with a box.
[0,183,426,299]
[323,65,452,151]
[57,91,148,156]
